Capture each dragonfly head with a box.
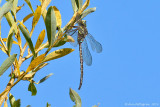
[82,20,87,27]
[78,20,87,27]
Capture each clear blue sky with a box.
[1,0,160,107]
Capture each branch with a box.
[0,0,90,105]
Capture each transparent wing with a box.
[67,29,78,47]
[86,33,102,53]
[81,39,92,66]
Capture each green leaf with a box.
[43,48,74,62]
[71,0,78,12]
[5,12,15,27]
[24,0,34,13]
[7,22,18,55]
[0,54,17,76]
[11,0,18,20]
[45,6,57,47]
[37,73,53,84]
[46,102,51,107]
[54,40,66,47]
[71,0,82,12]
[79,0,83,9]
[69,88,82,107]
[7,33,13,55]
[9,93,15,107]
[28,82,37,96]
[0,0,13,21]
[81,7,96,19]
[19,24,36,57]
[13,99,21,107]
[26,105,31,107]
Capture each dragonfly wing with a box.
[67,29,78,47]
[81,39,92,66]
[86,33,102,53]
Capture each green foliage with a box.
[9,93,21,107]
[45,6,57,47]
[0,0,99,106]
[19,24,36,57]
[0,54,17,76]
[69,88,82,107]
[0,0,13,21]
[37,73,53,84]
[46,102,51,107]
[28,82,37,96]
[81,7,96,19]
[24,0,34,13]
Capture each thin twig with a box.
[0,0,90,105]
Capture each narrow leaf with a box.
[26,54,45,73]
[18,21,30,33]
[69,88,81,107]
[43,48,74,62]
[4,12,21,47]
[3,38,18,45]
[0,0,13,21]
[16,4,25,13]
[32,6,42,30]
[0,54,17,76]
[41,0,51,14]
[6,34,13,55]
[19,24,35,57]
[28,82,37,96]
[22,13,33,23]
[71,0,78,12]
[45,6,57,47]
[13,99,21,107]
[7,22,18,55]
[9,93,15,107]
[24,0,34,13]
[35,30,45,50]
[32,63,48,73]
[42,9,47,22]
[81,7,96,19]
[46,102,51,107]
[41,0,51,21]
[54,40,66,47]
[37,73,53,84]
[11,0,18,20]
[79,0,83,9]
[5,12,15,27]
[53,6,62,28]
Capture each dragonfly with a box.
[67,20,102,90]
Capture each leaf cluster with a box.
[0,0,98,106]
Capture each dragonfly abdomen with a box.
[78,43,83,90]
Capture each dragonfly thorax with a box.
[78,26,88,43]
